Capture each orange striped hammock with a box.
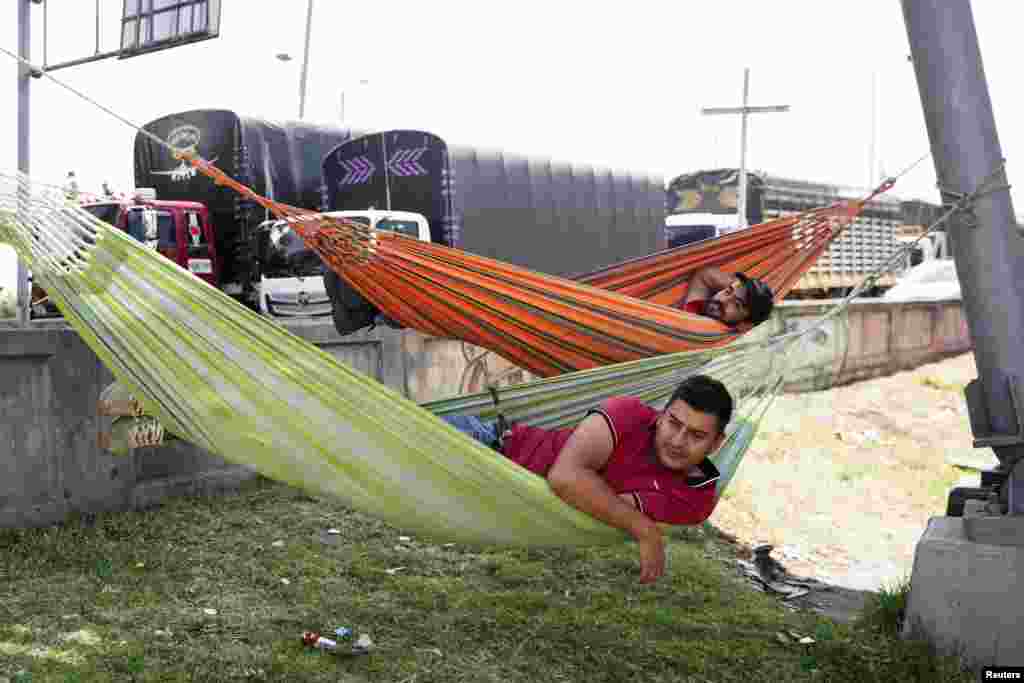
[185,153,890,378]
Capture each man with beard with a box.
[679,267,775,333]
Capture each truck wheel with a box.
[331,275,376,313]
[331,302,376,336]
[945,486,990,517]
[324,269,378,335]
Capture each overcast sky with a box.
[1,1,1021,207]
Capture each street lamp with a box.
[274,0,314,119]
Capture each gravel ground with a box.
[710,351,983,595]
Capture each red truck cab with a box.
[81,191,220,287]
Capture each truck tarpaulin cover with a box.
[324,130,665,278]
[135,109,357,281]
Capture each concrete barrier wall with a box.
[0,297,970,529]
[771,298,971,392]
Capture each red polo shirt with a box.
[500,397,721,525]
[681,299,706,315]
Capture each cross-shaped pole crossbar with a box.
[701,68,790,229]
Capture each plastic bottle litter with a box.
[302,631,338,653]
[302,628,372,656]
[353,634,374,653]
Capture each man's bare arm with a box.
[546,414,665,583]
[683,267,735,304]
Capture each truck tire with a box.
[945,486,990,517]
[323,269,378,335]
[330,300,377,336]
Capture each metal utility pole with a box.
[298,0,314,119]
[10,1,223,327]
[15,0,35,327]
[903,0,1024,512]
[869,71,878,188]
[701,68,790,229]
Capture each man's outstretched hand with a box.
[635,523,665,584]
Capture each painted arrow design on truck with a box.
[338,155,377,184]
[387,148,428,177]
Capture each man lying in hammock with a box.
[679,267,775,332]
[443,374,732,584]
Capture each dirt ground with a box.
[710,351,985,600]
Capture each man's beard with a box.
[703,300,723,320]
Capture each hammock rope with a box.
[0,46,970,548]
[166,149,882,378]
[12,147,983,546]
[1,171,844,546]
[1,42,891,381]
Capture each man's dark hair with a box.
[734,272,774,326]
[668,375,733,433]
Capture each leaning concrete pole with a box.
[902,0,1024,511]
[901,0,1024,667]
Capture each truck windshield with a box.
[125,210,146,242]
[82,203,120,226]
[124,209,174,245]
[157,212,175,246]
[260,222,323,278]
[667,186,739,215]
[376,218,421,238]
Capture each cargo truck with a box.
[132,109,361,315]
[664,168,915,297]
[321,129,667,334]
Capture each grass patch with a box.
[0,478,973,682]
[858,576,910,637]
[837,462,880,484]
[919,376,965,393]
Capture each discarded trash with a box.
[385,566,406,576]
[353,634,374,653]
[753,544,779,581]
[302,631,339,653]
[775,632,791,645]
[280,578,291,586]
[302,629,372,656]
[316,530,343,546]
[271,540,285,548]
[398,536,412,543]
[737,548,818,603]
[203,608,218,616]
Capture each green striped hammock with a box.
[0,173,843,546]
